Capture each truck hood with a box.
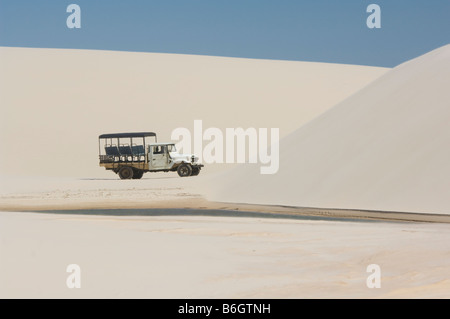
[169,152,199,163]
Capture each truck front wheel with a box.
[191,167,200,176]
[118,166,134,179]
[177,164,192,177]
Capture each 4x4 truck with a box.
[98,132,203,179]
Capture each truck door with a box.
[150,145,168,168]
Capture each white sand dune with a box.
[208,45,450,215]
[0,47,387,180]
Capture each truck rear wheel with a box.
[177,164,192,177]
[132,170,144,179]
[118,166,134,179]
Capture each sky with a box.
[0,0,449,67]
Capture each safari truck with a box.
[98,132,203,179]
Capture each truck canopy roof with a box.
[99,132,157,139]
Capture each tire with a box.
[132,170,144,179]
[191,167,200,176]
[177,163,192,177]
[118,166,134,179]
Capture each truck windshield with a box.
[167,144,177,152]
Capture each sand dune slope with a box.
[209,45,450,214]
[0,47,387,179]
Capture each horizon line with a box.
[0,44,395,69]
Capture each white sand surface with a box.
[209,45,450,215]
[1,211,450,299]
[2,46,449,299]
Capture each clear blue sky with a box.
[1,0,449,67]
